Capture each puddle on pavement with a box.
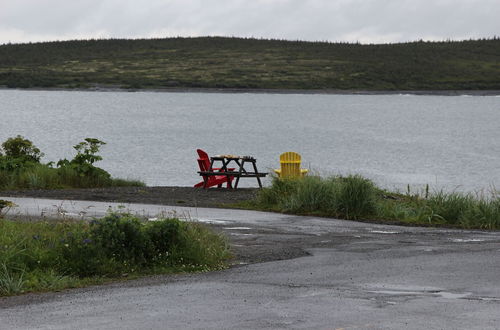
[370,230,399,234]
[470,296,500,302]
[451,238,485,243]
[436,292,472,299]
[370,290,423,296]
[193,218,230,224]
[369,289,473,300]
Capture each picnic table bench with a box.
[198,155,268,189]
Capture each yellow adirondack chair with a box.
[274,152,308,178]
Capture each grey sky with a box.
[1,0,499,44]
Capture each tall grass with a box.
[257,175,377,220]
[459,198,500,229]
[0,213,231,296]
[377,189,500,229]
[254,175,500,229]
[0,164,143,190]
[426,191,476,225]
[334,175,377,219]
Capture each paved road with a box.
[1,197,499,329]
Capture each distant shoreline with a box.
[1,86,500,96]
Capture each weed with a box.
[0,263,25,295]
[0,199,16,218]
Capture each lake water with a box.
[1,89,499,193]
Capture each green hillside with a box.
[0,37,499,90]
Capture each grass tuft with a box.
[0,263,25,295]
[334,175,377,219]
[256,175,377,219]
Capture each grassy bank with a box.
[0,213,230,296]
[1,37,499,90]
[0,136,143,190]
[249,175,500,230]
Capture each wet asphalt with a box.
[0,197,499,329]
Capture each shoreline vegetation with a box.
[2,86,500,96]
[245,176,500,230]
[0,135,497,231]
[1,36,499,91]
[0,136,143,190]
[1,168,498,297]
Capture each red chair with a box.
[194,149,234,188]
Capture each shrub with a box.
[1,135,43,163]
[57,138,111,179]
[54,223,106,277]
[90,213,154,268]
[145,219,183,263]
[0,135,43,172]
[55,213,230,277]
[0,136,144,190]
[0,213,231,295]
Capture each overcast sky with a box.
[1,0,499,45]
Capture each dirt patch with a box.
[1,186,259,208]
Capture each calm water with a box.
[1,89,499,192]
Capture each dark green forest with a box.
[0,37,499,90]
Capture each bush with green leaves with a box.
[0,136,143,190]
[57,138,111,179]
[0,213,230,295]
[1,135,43,162]
[55,213,229,277]
[0,135,44,172]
